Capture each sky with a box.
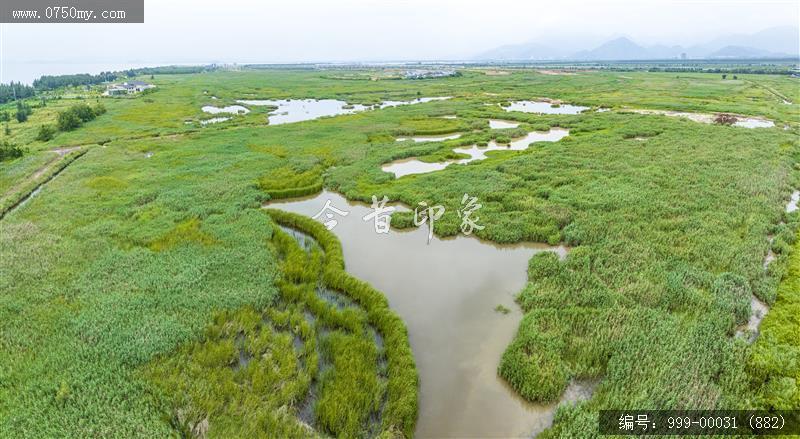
[1,0,798,83]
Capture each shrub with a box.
[36,124,56,142]
[0,140,23,161]
[57,109,82,131]
[56,102,103,132]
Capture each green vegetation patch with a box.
[149,218,217,251]
[749,227,800,409]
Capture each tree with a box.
[721,74,727,79]
[71,103,96,122]
[57,109,81,131]
[0,82,35,104]
[15,101,31,123]
[0,111,8,122]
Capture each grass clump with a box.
[258,165,324,200]
[149,218,217,251]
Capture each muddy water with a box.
[383,128,569,178]
[489,119,520,129]
[505,101,588,115]
[266,191,572,438]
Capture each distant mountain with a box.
[475,42,560,61]
[571,37,670,60]
[473,25,799,61]
[691,26,799,57]
[706,45,781,59]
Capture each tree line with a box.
[32,72,118,91]
[0,82,35,104]
[35,102,106,142]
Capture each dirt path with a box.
[746,79,793,105]
[0,146,86,215]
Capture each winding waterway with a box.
[266,191,581,438]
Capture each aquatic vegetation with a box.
[258,165,325,200]
[266,209,417,437]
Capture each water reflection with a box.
[237,99,370,125]
[265,191,573,438]
[504,101,588,114]
[235,97,451,125]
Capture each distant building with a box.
[403,69,458,80]
[104,80,155,96]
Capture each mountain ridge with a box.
[475,26,799,61]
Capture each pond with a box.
[734,119,776,129]
[504,100,588,115]
[201,105,250,115]
[265,191,578,438]
[236,97,452,125]
[236,99,370,125]
[489,119,520,129]
[378,97,451,108]
[383,128,569,178]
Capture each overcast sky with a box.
[1,0,798,82]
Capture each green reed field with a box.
[0,67,798,437]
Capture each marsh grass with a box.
[1,67,798,437]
